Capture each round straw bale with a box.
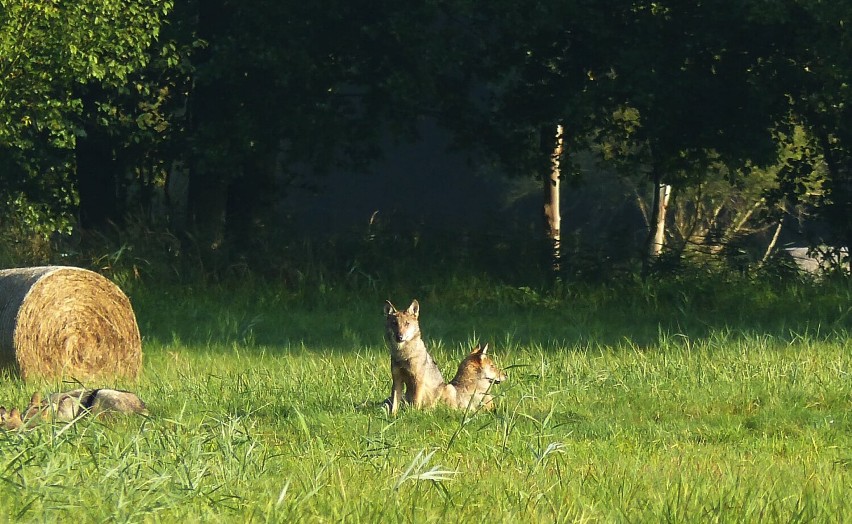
[0,266,142,381]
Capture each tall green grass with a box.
[0,275,849,522]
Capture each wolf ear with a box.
[481,343,489,355]
[406,299,420,318]
[383,300,397,316]
[471,343,485,356]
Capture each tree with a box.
[412,0,623,276]
[603,1,783,272]
[0,0,173,233]
[167,1,457,259]
[772,1,852,272]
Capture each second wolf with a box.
[438,343,507,411]
[383,299,445,415]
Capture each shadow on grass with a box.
[128,274,852,353]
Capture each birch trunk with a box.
[544,124,564,273]
[641,161,672,276]
[760,217,784,265]
[648,180,672,259]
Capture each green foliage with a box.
[0,0,172,142]
[0,0,173,227]
[773,1,852,259]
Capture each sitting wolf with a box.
[383,299,445,415]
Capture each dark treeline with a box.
[1,1,851,281]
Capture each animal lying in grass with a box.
[0,388,148,430]
[437,343,507,411]
[382,298,507,414]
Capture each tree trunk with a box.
[75,90,119,230]
[650,184,672,258]
[543,124,564,273]
[760,216,784,265]
[76,131,118,230]
[645,165,671,270]
[187,169,228,252]
[166,160,190,232]
[183,0,231,255]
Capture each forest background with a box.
[2,0,851,283]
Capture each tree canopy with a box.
[0,0,172,229]
[1,0,850,274]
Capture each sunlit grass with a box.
[0,278,849,522]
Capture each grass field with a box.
[0,275,849,522]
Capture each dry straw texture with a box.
[0,266,141,381]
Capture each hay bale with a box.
[0,266,142,381]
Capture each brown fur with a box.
[0,407,23,431]
[439,343,507,411]
[1,388,147,432]
[22,388,148,425]
[383,299,445,415]
[23,392,42,423]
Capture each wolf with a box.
[383,299,446,415]
[24,388,149,423]
[439,343,507,411]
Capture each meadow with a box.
[0,272,849,522]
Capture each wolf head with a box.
[452,343,507,390]
[384,299,421,344]
[469,343,507,385]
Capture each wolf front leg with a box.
[410,383,427,409]
[387,366,406,415]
